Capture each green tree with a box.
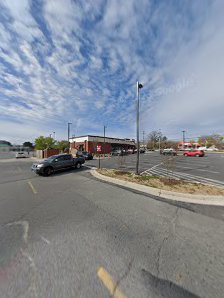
[34,136,55,150]
[23,141,34,148]
[55,140,69,151]
[198,134,223,148]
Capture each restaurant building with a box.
[69,135,136,154]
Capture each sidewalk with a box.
[91,169,224,206]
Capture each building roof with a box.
[0,140,12,146]
[70,135,135,142]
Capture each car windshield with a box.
[46,156,57,162]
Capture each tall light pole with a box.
[103,125,106,156]
[182,130,186,150]
[68,122,72,151]
[136,81,143,175]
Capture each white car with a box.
[207,147,219,151]
[15,152,29,158]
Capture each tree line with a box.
[33,136,69,151]
[146,131,224,150]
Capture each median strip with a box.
[91,169,224,206]
[97,267,126,298]
[28,181,37,194]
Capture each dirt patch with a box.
[97,169,224,196]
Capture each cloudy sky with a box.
[0,0,223,144]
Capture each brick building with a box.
[69,135,136,154]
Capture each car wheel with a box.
[195,154,200,157]
[44,167,53,176]
[184,153,188,156]
[76,162,81,169]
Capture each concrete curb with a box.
[91,170,224,206]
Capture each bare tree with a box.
[117,154,126,169]
[162,155,176,182]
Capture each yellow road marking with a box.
[97,267,126,298]
[28,181,37,194]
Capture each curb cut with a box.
[91,170,224,206]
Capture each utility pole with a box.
[182,130,186,150]
[53,132,55,139]
[68,122,72,152]
[103,125,106,157]
[136,81,143,175]
[49,134,52,138]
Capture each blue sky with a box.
[0,0,224,144]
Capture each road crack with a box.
[112,259,134,296]
[156,207,180,279]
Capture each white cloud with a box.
[0,0,224,143]
[142,0,224,137]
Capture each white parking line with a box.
[141,163,162,175]
[143,167,224,187]
[196,169,220,174]
[40,235,51,244]
[175,166,220,174]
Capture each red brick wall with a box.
[44,149,60,158]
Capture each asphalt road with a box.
[0,158,224,297]
[85,152,224,186]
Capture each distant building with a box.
[178,141,200,150]
[0,140,12,152]
[69,135,136,154]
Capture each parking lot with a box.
[85,151,224,187]
[1,155,224,297]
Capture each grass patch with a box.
[97,168,224,196]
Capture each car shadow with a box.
[43,166,89,177]
[141,269,200,298]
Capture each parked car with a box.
[127,148,134,154]
[76,151,93,160]
[183,150,205,157]
[111,149,127,156]
[207,147,219,151]
[16,152,29,158]
[31,154,85,176]
[161,148,177,156]
[140,148,145,153]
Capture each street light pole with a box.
[103,125,106,157]
[68,122,72,152]
[136,81,143,175]
[182,130,186,150]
